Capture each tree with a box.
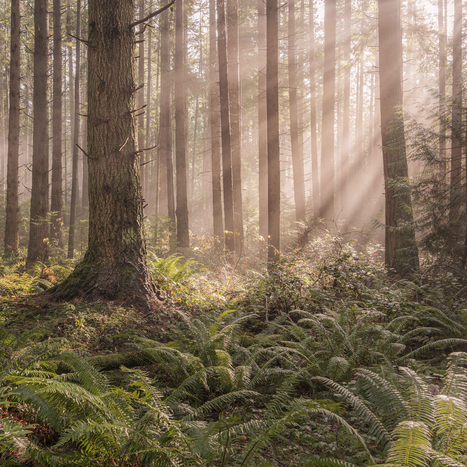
[175,0,189,248]
[4,0,21,255]
[341,0,350,217]
[54,0,173,305]
[27,0,49,265]
[321,0,336,221]
[51,0,63,246]
[267,0,280,261]
[217,0,235,252]
[377,0,419,274]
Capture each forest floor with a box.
[1,232,467,466]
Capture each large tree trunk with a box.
[138,0,146,201]
[27,0,49,265]
[309,0,319,220]
[209,0,224,245]
[51,0,63,246]
[217,0,235,252]
[321,0,336,221]
[378,0,419,274]
[54,0,159,307]
[267,0,280,261]
[288,0,305,223]
[438,0,446,180]
[4,0,21,255]
[258,0,267,245]
[175,0,189,248]
[67,0,81,259]
[227,0,243,251]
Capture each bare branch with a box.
[129,0,176,29]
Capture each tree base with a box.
[50,253,162,311]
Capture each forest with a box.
[0,0,467,465]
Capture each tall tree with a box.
[209,0,224,245]
[321,0,336,221]
[217,0,235,252]
[288,0,305,222]
[438,0,446,179]
[227,0,243,249]
[51,0,63,246]
[267,0,280,260]
[54,0,170,305]
[377,0,419,274]
[67,0,81,259]
[27,0,49,265]
[175,0,189,248]
[309,0,319,221]
[4,0,21,255]
[138,0,146,199]
[258,0,267,244]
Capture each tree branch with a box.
[129,0,176,29]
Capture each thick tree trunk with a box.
[321,0,336,221]
[378,0,419,274]
[288,0,305,223]
[27,0,49,265]
[258,0,267,245]
[267,0,280,261]
[54,0,159,307]
[175,0,189,248]
[4,0,21,255]
[227,0,244,251]
[67,0,81,259]
[217,0,235,252]
[209,0,224,245]
[309,0,319,220]
[138,0,146,201]
[51,0,63,246]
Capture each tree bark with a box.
[175,0,189,248]
[138,0,146,201]
[27,0,49,265]
[217,0,235,252]
[4,0,21,255]
[288,0,305,223]
[209,0,224,245]
[321,0,336,221]
[341,0,350,218]
[267,0,280,261]
[53,0,159,307]
[378,0,419,274]
[67,0,81,259]
[438,0,446,180]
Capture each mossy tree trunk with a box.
[54,0,159,306]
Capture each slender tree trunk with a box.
[0,67,5,194]
[67,0,81,259]
[217,0,235,252]
[175,0,189,248]
[378,0,419,274]
[321,0,336,221]
[341,0,350,217]
[209,0,224,245]
[450,0,462,222]
[4,0,21,255]
[227,0,243,251]
[309,0,319,220]
[138,0,146,201]
[288,0,305,223]
[438,0,446,180]
[258,0,267,244]
[267,0,280,261]
[51,0,63,246]
[146,16,153,211]
[65,1,73,209]
[27,0,49,265]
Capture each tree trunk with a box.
[321,0,336,221]
[53,0,159,307]
[438,0,446,180]
[51,0,63,247]
[288,0,305,223]
[4,0,21,255]
[341,0,350,218]
[378,0,419,274]
[217,0,235,252]
[67,0,81,259]
[227,0,244,251]
[138,0,146,201]
[258,0,267,245]
[309,0,319,221]
[267,0,280,261]
[175,0,189,248]
[27,0,49,265]
[209,0,224,245]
